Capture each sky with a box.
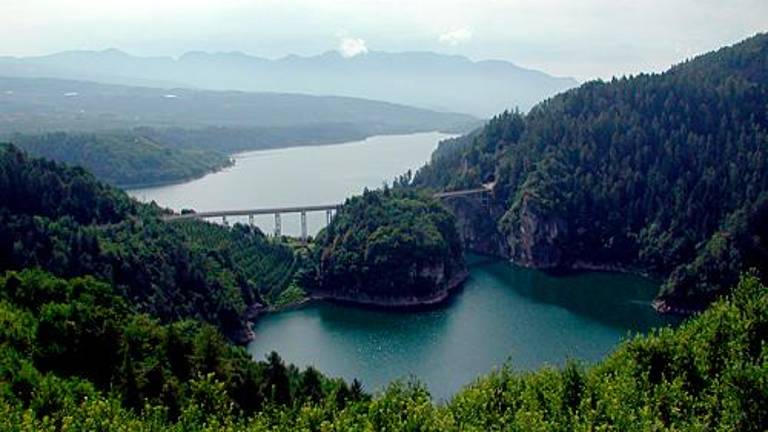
[2,0,767,81]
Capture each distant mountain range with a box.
[0,49,577,117]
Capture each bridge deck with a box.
[432,188,488,198]
[162,204,340,221]
[162,183,495,222]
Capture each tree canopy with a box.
[311,188,465,304]
[0,144,302,340]
[413,32,768,310]
[10,131,232,188]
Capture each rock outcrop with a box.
[439,195,509,258]
[505,196,568,269]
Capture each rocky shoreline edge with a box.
[235,268,470,343]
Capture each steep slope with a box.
[0,144,301,341]
[412,33,768,311]
[0,49,577,117]
[310,189,466,306]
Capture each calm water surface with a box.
[129,132,678,401]
[248,256,677,401]
[129,132,452,236]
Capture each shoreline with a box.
[240,268,470,343]
[309,268,470,310]
[126,130,459,194]
[469,245,691,316]
[120,157,235,190]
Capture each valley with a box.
[0,16,766,430]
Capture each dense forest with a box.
[0,269,366,429]
[0,144,302,341]
[309,188,466,306]
[9,131,232,187]
[413,33,768,312]
[1,270,765,430]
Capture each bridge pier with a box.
[222,215,228,226]
[248,214,254,226]
[481,192,490,209]
[274,213,281,237]
[300,211,307,242]
[326,209,333,225]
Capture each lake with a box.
[247,256,676,400]
[129,132,678,401]
[129,132,452,236]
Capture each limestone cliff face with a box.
[439,195,509,257]
[441,193,569,269]
[505,196,568,269]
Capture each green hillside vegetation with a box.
[0,144,302,340]
[310,188,466,304]
[10,132,232,187]
[1,271,765,430]
[0,269,362,429]
[412,33,768,311]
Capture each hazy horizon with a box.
[4,0,766,82]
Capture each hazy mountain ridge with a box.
[0,48,577,117]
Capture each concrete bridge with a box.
[161,183,495,241]
[162,204,340,241]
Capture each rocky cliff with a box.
[438,194,509,258]
[504,196,568,269]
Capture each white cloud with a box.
[339,36,368,58]
[438,27,472,46]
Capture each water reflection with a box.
[249,256,678,400]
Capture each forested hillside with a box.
[310,188,466,306]
[0,269,362,427]
[413,33,768,312]
[10,132,232,187]
[0,144,302,341]
[1,31,767,432]
[2,271,765,430]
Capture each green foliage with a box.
[1,274,765,430]
[10,131,232,187]
[0,144,300,339]
[313,188,465,301]
[0,269,349,426]
[413,32,768,308]
[0,143,136,224]
[271,283,307,310]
